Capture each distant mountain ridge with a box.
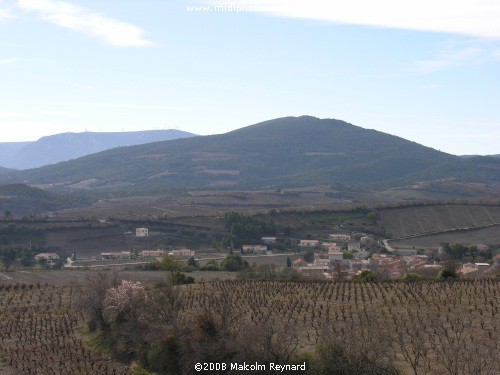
[0,129,196,169]
[1,116,498,191]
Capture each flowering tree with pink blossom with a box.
[104,280,146,321]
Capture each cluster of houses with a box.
[96,227,195,261]
[100,248,195,260]
[241,232,378,279]
[239,237,277,254]
[292,233,496,279]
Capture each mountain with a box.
[0,129,196,170]
[0,166,15,175]
[0,142,31,167]
[1,116,498,191]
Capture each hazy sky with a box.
[0,0,499,155]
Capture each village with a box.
[29,225,498,280]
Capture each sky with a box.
[0,0,499,155]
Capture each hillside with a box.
[0,166,15,175]
[1,116,498,191]
[0,184,89,216]
[0,129,195,169]
[378,204,500,238]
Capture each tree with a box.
[220,253,249,271]
[4,210,12,219]
[367,210,378,224]
[201,259,220,271]
[159,255,180,276]
[352,270,376,282]
[171,271,195,285]
[304,249,314,263]
[436,268,456,280]
[186,256,199,269]
[286,257,292,268]
[20,249,34,267]
[74,271,119,331]
[104,280,146,321]
[1,248,17,271]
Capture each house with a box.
[299,240,320,247]
[314,258,331,267]
[328,250,344,262]
[327,244,342,252]
[136,228,149,237]
[101,251,131,259]
[299,266,331,279]
[261,237,277,245]
[168,249,195,258]
[292,259,307,268]
[242,245,267,254]
[474,263,491,268]
[349,260,364,271]
[353,250,371,260]
[35,253,60,265]
[360,236,375,245]
[140,250,165,258]
[322,242,341,250]
[347,242,361,251]
[329,234,351,241]
[394,247,418,256]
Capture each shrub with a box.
[170,271,194,285]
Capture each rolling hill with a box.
[0,129,195,169]
[0,116,498,192]
[0,184,90,216]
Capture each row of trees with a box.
[138,253,250,274]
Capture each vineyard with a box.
[0,283,131,374]
[2,277,498,374]
[178,280,499,374]
[0,270,236,286]
[378,204,500,238]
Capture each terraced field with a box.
[378,204,500,238]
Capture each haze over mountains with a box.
[0,129,195,170]
[1,116,498,192]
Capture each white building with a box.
[261,237,277,245]
[136,228,149,237]
[323,242,342,251]
[101,251,131,259]
[140,250,165,257]
[314,259,331,267]
[242,245,267,254]
[348,242,361,251]
[299,240,320,247]
[169,249,195,258]
[328,250,344,261]
[330,234,351,241]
